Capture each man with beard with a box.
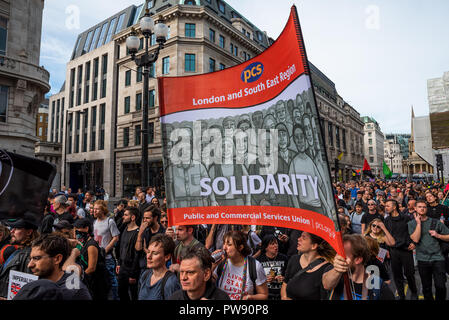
[115,207,140,301]
[0,216,40,298]
[323,234,395,300]
[27,234,91,300]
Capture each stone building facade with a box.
[362,116,384,176]
[49,0,366,196]
[311,64,365,182]
[0,0,50,157]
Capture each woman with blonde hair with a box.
[364,236,391,285]
[364,218,395,270]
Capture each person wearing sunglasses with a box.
[360,201,384,235]
[364,219,395,272]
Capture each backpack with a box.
[216,255,258,294]
[430,219,449,255]
[0,244,18,265]
[79,238,110,299]
[160,270,176,300]
[247,230,259,255]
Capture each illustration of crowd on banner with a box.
[162,84,335,221]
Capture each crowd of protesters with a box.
[1,179,449,301]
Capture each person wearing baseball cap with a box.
[54,220,74,238]
[0,215,40,298]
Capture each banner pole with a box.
[291,5,353,300]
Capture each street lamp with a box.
[126,9,168,188]
[64,109,87,188]
[386,149,396,177]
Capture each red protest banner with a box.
[158,6,345,261]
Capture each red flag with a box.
[363,159,371,171]
[444,183,449,193]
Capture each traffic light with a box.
[436,154,443,171]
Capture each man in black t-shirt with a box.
[323,234,394,300]
[257,235,288,300]
[384,199,418,300]
[115,207,140,301]
[361,200,384,234]
[426,192,449,222]
[28,234,91,300]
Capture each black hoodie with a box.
[169,280,230,300]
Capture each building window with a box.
[75,111,80,153]
[105,17,117,43]
[148,122,154,144]
[370,156,374,163]
[369,138,372,145]
[124,96,131,114]
[99,104,105,150]
[209,28,215,42]
[0,17,8,56]
[218,1,225,13]
[136,66,142,82]
[335,126,340,149]
[368,132,372,137]
[185,23,196,38]
[328,123,333,147]
[209,58,215,73]
[97,22,108,48]
[219,63,225,70]
[82,110,88,152]
[136,92,142,111]
[135,125,141,146]
[101,54,107,98]
[76,65,83,106]
[38,127,42,136]
[124,127,129,147]
[115,13,126,35]
[162,56,169,74]
[150,63,155,77]
[39,115,43,123]
[342,129,346,150]
[219,35,225,48]
[0,86,8,122]
[149,90,155,108]
[82,30,93,55]
[185,54,195,72]
[125,70,131,86]
[369,147,373,155]
[91,106,97,151]
[68,113,73,153]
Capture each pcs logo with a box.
[241,62,264,83]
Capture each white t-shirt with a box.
[215,258,267,300]
[93,217,120,259]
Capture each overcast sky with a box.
[41,0,449,134]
